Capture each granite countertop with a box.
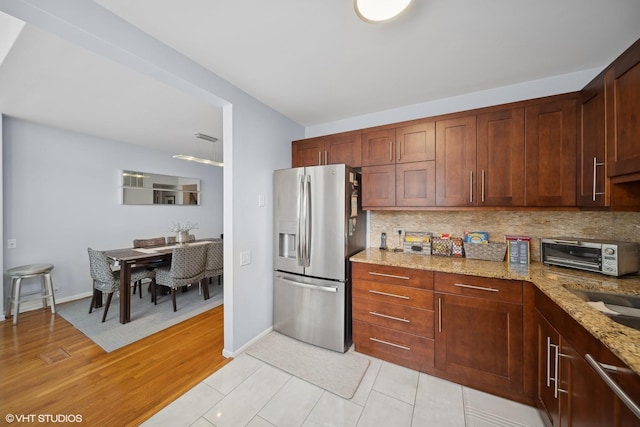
[350,248,640,376]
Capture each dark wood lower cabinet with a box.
[536,289,640,427]
[434,287,525,401]
[352,262,640,426]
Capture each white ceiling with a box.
[0,11,222,156]
[1,1,640,153]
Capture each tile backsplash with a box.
[370,211,640,262]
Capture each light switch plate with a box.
[7,239,16,249]
[240,251,251,266]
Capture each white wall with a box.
[305,67,602,137]
[0,0,304,356]
[2,117,223,304]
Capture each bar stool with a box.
[5,263,56,325]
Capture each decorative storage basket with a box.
[463,242,507,262]
[431,237,452,256]
[403,232,432,255]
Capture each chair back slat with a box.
[133,237,166,248]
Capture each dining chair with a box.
[203,240,224,298]
[132,236,167,296]
[133,237,166,248]
[153,243,209,312]
[87,248,157,322]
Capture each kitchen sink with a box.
[565,287,640,332]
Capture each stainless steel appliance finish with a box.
[273,273,346,352]
[541,237,639,276]
[273,164,366,352]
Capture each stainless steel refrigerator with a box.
[273,164,366,352]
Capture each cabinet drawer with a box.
[352,263,433,289]
[435,272,522,304]
[353,279,433,309]
[353,298,434,338]
[353,320,434,372]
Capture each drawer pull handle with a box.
[370,337,410,351]
[369,289,410,300]
[585,354,640,419]
[454,283,499,293]
[369,311,410,323]
[369,272,410,280]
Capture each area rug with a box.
[246,331,370,399]
[57,284,223,353]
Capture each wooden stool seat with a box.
[5,263,56,325]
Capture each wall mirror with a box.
[122,170,200,205]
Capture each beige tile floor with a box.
[143,350,546,427]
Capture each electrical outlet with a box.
[393,228,405,236]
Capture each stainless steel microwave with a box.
[541,237,639,276]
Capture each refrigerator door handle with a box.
[275,275,338,293]
[304,175,312,267]
[296,174,305,266]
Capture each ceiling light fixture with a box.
[194,132,218,143]
[173,133,224,167]
[354,0,412,23]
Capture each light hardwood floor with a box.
[0,304,229,426]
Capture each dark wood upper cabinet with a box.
[606,38,640,179]
[396,161,436,207]
[477,107,525,206]
[435,115,477,207]
[361,128,396,166]
[525,98,577,206]
[362,121,436,208]
[325,132,362,167]
[292,131,361,167]
[396,122,436,163]
[291,137,325,167]
[361,164,396,207]
[579,75,608,207]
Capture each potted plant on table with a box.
[171,221,198,244]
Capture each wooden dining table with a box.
[104,239,220,324]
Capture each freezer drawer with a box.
[273,272,349,352]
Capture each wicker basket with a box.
[431,237,452,256]
[403,232,432,255]
[463,242,507,262]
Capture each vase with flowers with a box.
[170,221,198,244]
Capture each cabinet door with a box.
[607,39,640,178]
[362,129,396,166]
[536,312,561,427]
[562,340,615,427]
[598,350,640,427]
[396,161,436,207]
[435,293,523,396]
[292,138,323,167]
[525,99,577,206]
[396,122,435,164]
[477,107,525,206]
[325,132,362,167]
[435,116,477,206]
[579,76,608,206]
[362,165,396,207]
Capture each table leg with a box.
[119,262,132,323]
